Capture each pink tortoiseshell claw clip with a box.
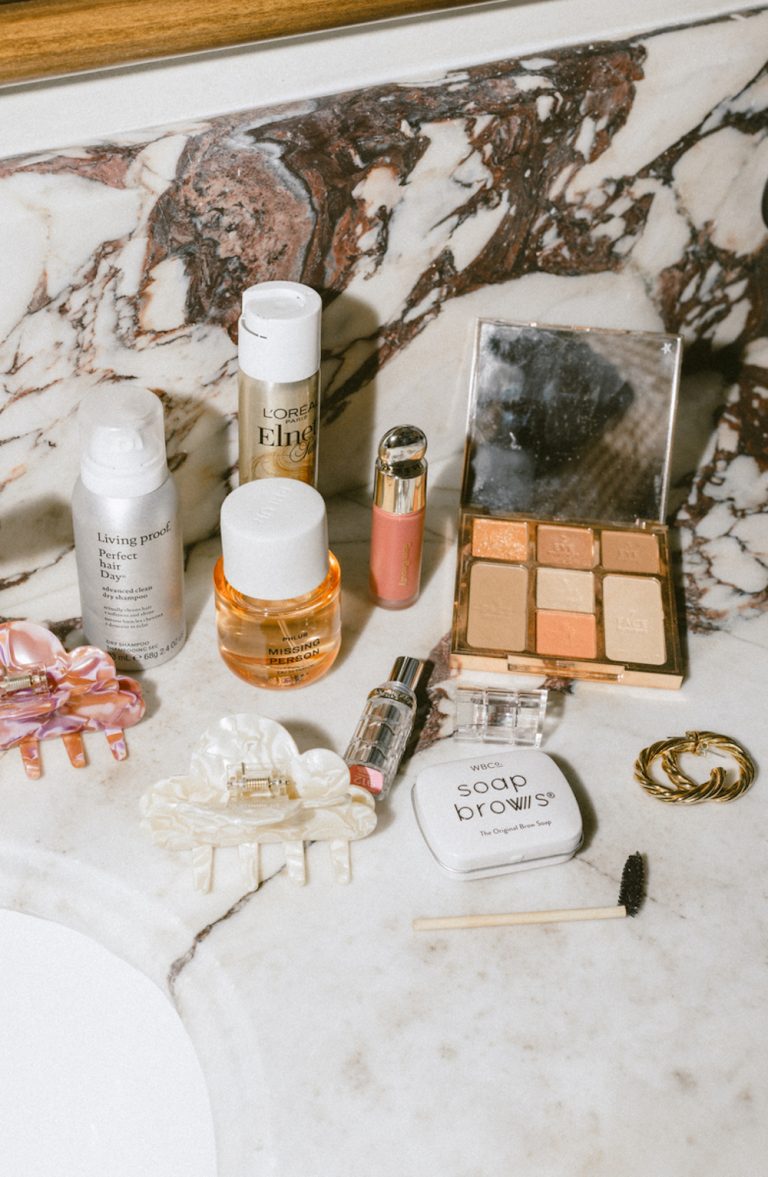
[0,621,145,779]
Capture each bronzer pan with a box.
[450,320,684,688]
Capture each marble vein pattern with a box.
[2,16,768,1174]
[0,8,766,643]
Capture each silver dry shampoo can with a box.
[72,385,186,670]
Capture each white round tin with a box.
[412,749,583,879]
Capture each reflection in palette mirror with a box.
[451,320,684,688]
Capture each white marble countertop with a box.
[1,477,766,1176]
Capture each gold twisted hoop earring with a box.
[634,730,756,804]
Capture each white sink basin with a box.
[0,909,218,1177]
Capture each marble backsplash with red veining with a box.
[0,7,766,635]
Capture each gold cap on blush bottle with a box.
[373,425,428,514]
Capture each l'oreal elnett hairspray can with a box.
[238,281,322,486]
[72,385,186,670]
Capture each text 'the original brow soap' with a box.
[412,749,583,880]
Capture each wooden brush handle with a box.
[413,905,628,931]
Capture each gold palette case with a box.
[450,320,684,689]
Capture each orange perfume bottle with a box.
[214,479,341,689]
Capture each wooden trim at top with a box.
[0,0,489,85]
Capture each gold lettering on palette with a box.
[399,541,412,586]
[617,612,649,634]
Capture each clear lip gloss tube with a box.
[343,656,425,799]
[369,425,427,609]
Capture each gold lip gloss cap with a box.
[373,425,427,514]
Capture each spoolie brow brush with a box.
[413,852,645,932]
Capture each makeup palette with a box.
[451,321,684,688]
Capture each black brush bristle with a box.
[617,852,645,917]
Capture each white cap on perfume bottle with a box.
[78,385,169,497]
[220,478,330,600]
[238,281,322,383]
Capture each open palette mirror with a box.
[450,320,684,688]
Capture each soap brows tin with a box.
[412,749,583,879]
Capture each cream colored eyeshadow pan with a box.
[536,568,594,613]
[467,562,528,651]
[603,575,666,664]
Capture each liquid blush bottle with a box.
[214,479,341,689]
[369,425,428,609]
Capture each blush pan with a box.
[536,610,597,659]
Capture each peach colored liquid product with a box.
[214,479,341,689]
[369,425,427,609]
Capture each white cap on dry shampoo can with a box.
[220,478,330,600]
[78,385,169,497]
[238,281,322,383]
